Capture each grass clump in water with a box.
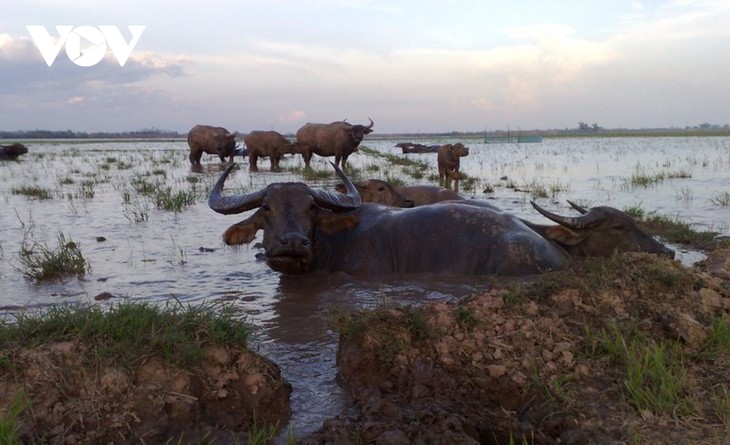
[11,185,53,200]
[17,231,90,281]
[152,186,197,212]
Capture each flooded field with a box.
[0,135,728,437]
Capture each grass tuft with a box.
[11,185,53,200]
[0,300,252,370]
[18,231,90,281]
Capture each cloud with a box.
[0,35,186,93]
[278,110,306,123]
[0,33,191,131]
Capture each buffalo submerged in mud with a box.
[208,163,674,276]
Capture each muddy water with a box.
[0,136,728,438]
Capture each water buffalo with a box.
[244,130,306,172]
[209,164,674,276]
[396,142,440,154]
[437,143,469,191]
[0,143,29,161]
[187,125,238,165]
[335,179,462,207]
[295,118,374,169]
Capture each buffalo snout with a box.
[270,233,311,256]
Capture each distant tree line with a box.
[578,122,602,132]
[0,128,183,139]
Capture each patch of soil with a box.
[0,344,291,443]
[305,249,730,444]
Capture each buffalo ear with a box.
[316,213,359,234]
[223,219,259,245]
[543,226,583,246]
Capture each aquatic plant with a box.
[17,230,90,281]
[11,185,53,200]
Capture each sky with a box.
[1,0,729,134]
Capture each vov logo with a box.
[26,25,145,67]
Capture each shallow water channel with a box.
[0,136,728,438]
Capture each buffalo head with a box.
[348,117,374,145]
[209,163,362,274]
[335,179,414,208]
[528,200,675,259]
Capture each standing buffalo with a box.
[0,143,29,161]
[437,143,469,191]
[335,179,462,207]
[187,125,238,165]
[295,118,374,169]
[209,163,674,276]
[244,130,306,172]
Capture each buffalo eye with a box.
[611,223,626,232]
[261,204,271,212]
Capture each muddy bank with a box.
[306,248,730,444]
[0,306,292,444]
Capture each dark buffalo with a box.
[187,125,238,165]
[437,143,469,191]
[0,143,29,161]
[335,179,462,207]
[295,118,374,168]
[396,142,440,154]
[244,130,306,172]
[209,164,674,276]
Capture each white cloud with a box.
[278,110,306,123]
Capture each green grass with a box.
[695,315,730,362]
[0,393,27,445]
[710,385,730,425]
[17,231,90,281]
[620,166,692,190]
[0,300,252,370]
[11,185,53,200]
[623,205,720,249]
[590,324,693,416]
[624,340,692,415]
[153,186,197,212]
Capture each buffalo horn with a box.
[208,163,266,215]
[566,199,588,214]
[365,117,374,129]
[310,162,361,211]
[530,201,601,230]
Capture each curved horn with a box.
[566,199,588,214]
[309,162,361,211]
[365,117,374,129]
[208,163,266,214]
[530,201,585,229]
[530,201,601,230]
